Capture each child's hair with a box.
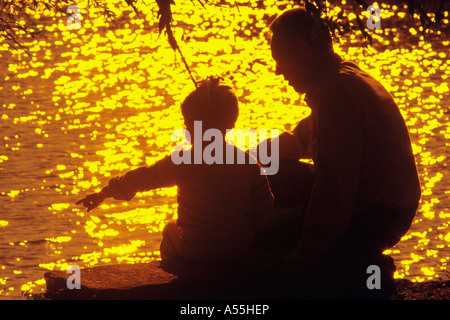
[181,77,239,132]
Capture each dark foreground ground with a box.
[391,278,449,300]
[29,252,449,300]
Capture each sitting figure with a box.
[76,77,274,263]
[254,7,421,296]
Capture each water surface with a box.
[0,0,449,299]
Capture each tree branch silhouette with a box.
[1,0,448,79]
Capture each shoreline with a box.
[392,278,449,300]
[28,258,449,300]
[28,278,450,300]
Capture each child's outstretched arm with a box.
[75,156,177,212]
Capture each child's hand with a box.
[76,191,108,212]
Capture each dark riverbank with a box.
[30,255,449,300]
[392,278,449,300]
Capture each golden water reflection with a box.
[0,0,449,298]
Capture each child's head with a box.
[181,77,239,134]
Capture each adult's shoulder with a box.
[309,69,363,118]
[321,60,362,91]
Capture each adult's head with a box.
[181,76,239,137]
[270,7,334,94]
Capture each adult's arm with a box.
[294,85,362,260]
[257,115,313,163]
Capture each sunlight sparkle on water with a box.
[0,0,449,297]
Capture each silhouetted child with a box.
[76,77,273,263]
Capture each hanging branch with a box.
[124,0,139,16]
[1,0,448,61]
[349,0,373,46]
[88,0,119,28]
[0,1,45,55]
[156,0,198,89]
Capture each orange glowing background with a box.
[0,0,449,298]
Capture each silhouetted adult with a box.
[259,7,421,288]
